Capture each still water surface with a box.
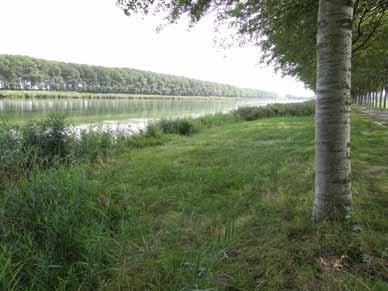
[0,97,289,133]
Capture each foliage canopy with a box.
[117,0,388,91]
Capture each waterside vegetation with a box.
[1,101,387,290]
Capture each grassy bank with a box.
[1,102,387,290]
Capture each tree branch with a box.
[352,11,385,54]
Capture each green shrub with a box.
[145,123,162,138]
[196,112,239,128]
[20,114,69,162]
[234,106,261,121]
[234,101,315,121]
[156,118,198,136]
[123,131,165,149]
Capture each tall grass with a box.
[0,115,70,187]
[0,101,337,290]
[0,166,114,290]
[0,115,126,187]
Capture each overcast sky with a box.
[0,0,313,97]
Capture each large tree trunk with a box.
[313,0,355,221]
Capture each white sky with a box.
[0,0,314,97]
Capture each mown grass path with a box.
[357,106,388,126]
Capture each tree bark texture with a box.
[314,0,355,221]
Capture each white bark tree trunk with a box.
[379,87,384,108]
[313,0,355,221]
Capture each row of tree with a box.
[352,16,388,109]
[0,54,277,98]
[353,89,387,108]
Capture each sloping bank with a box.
[1,101,388,290]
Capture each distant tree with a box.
[0,54,276,98]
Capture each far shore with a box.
[0,90,293,100]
